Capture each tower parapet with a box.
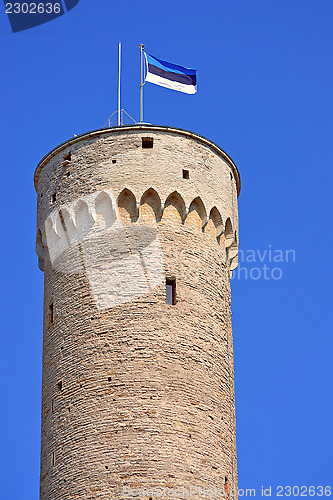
[35,125,240,499]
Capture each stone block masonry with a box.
[35,125,241,499]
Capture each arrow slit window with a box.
[166,277,176,305]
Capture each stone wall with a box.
[35,125,240,499]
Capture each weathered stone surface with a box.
[35,125,240,500]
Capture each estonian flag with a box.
[144,53,197,94]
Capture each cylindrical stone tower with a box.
[35,124,240,500]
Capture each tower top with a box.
[34,124,241,196]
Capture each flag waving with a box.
[144,53,197,94]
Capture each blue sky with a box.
[0,1,332,498]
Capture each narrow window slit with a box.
[49,303,54,326]
[112,159,117,164]
[166,277,176,305]
[62,152,71,165]
[224,477,229,496]
[142,137,153,148]
[52,452,55,466]
[51,193,56,203]
[183,169,190,179]
[57,380,62,391]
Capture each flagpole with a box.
[139,44,144,123]
[118,41,121,126]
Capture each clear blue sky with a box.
[0,1,332,498]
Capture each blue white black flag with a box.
[144,53,197,94]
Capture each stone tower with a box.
[35,124,240,500]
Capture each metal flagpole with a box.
[139,44,144,123]
[118,42,121,126]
